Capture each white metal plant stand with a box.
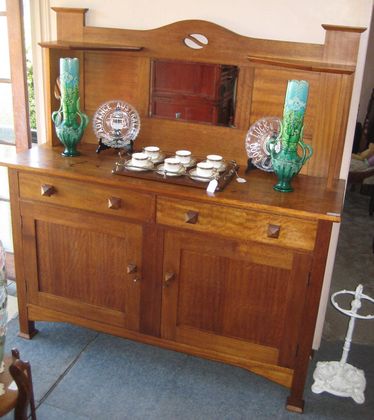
[312,284,374,404]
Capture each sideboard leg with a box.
[286,395,304,413]
[18,320,38,340]
[286,220,333,414]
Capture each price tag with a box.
[206,179,218,196]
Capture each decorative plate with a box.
[93,100,141,148]
[245,117,282,172]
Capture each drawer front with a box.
[157,197,317,251]
[19,173,154,222]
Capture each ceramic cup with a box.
[175,150,192,165]
[131,152,151,168]
[143,146,161,161]
[164,157,182,173]
[196,161,214,178]
[206,154,223,169]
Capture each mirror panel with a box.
[150,59,238,127]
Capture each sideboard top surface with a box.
[0,144,344,222]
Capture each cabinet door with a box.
[161,230,312,369]
[21,202,143,331]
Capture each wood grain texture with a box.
[286,220,333,411]
[157,196,318,251]
[139,224,164,336]
[161,229,312,374]
[0,144,345,222]
[8,169,37,338]
[40,8,364,180]
[278,253,312,367]
[20,201,143,331]
[18,172,155,222]
[52,7,86,42]
[27,302,293,388]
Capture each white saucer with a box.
[175,157,196,168]
[156,164,186,177]
[188,168,215,182]
[216,162,227,173]
[125,159,154,171]
[150,153,166,164]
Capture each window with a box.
[0,0,31,151]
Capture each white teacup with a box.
[164,157,182,173]
[143,146,161,161]
[206,154,223,169]
[196,161,214,178]
[131,152,151,168]
[175,150,192,165]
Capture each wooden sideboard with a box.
[1,144,344,412]
[0,6,365,413]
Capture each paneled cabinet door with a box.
[161,230,312,370]
[20,202,143,331]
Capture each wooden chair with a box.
[0,348,36,420]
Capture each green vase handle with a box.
[298,138,313,165]
[76,97,89,132]
[51,105,63,127]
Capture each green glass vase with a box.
[52,58,89,157]
[269,80,313,192]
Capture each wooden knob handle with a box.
[108,196,121,209]
[185,210,199,224]
[41,184,56,197]
[126,263,137,274]
[267,224,281,238]
[163,272,176,288]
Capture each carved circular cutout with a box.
[184,33,209,49]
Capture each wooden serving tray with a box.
[112,158,239,191]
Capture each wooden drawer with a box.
[157,197,317,251]
[18,173,154,222]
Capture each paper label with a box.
[206,179,218,195]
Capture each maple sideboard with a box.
[0,7,364,412]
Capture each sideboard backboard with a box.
[40,8,365,187]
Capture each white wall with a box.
[50,0,371,43]
[358,6,374,125]
[38,0,373,348]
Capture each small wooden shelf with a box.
[39,41,143,52]
[248,55,355,74]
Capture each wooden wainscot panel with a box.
[250,68,319,140]
[309,72,346,181]
[84,53,150,144]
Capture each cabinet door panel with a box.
[222,261,290,348]
[21,203,142,331]
[161,230,311,368]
